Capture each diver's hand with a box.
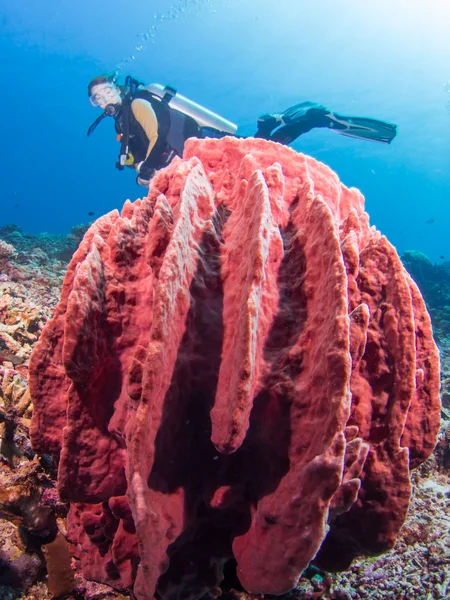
[136,164,156,187]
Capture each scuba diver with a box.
[87,74,397,187]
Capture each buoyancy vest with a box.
[114,89,202,171]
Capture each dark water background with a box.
[2,0,449,262]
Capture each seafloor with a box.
[0,226,448,600]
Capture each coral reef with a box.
[401,250,450,419]
[0,230,69,370]
[402,250,450,338]
[0,223,91,264]
[0,230,130,599]
[27,137,440,600]
[0,239,17,261]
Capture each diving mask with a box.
[89,82,122,108]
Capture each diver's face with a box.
[89,83,122,109]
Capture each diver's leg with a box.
[254,114,283,138]
[255,102,330,145]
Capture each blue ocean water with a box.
[2,0,450,263]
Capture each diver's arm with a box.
[131,99,159,159]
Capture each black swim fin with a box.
[256,102,397,145]
[324,111,397,144]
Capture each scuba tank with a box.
[145,83,238,135]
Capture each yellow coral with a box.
[0,368,32,417]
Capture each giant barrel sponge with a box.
[29,137,441,600]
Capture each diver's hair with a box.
[87,74,116,96]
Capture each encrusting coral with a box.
[0,239,17,261]
[0,239,66,369]
[28,137,441,600]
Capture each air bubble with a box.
[116,0,229,75]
